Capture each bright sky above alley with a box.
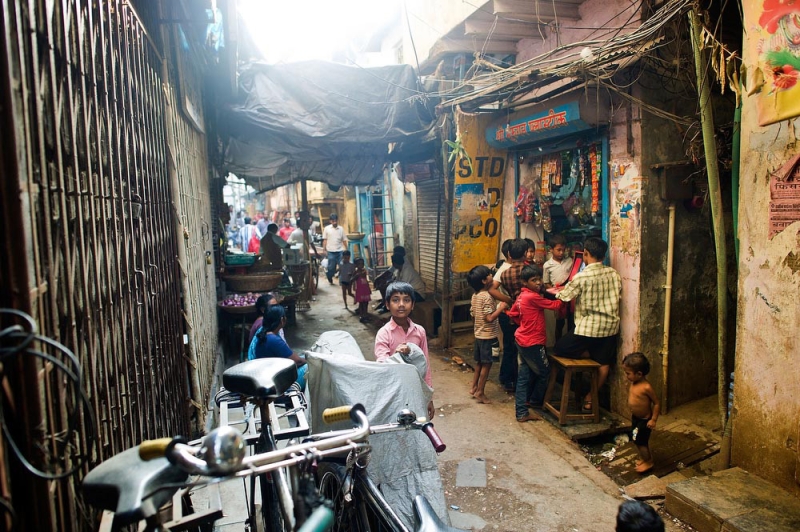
[238,0,402,63]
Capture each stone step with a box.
[665,467,800,532]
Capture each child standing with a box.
[523,238,536,265]
[623,352,660,473]
[353,258,372,322]
[508,265,565,422]
[374,281,435,420]
[338,250,356,308]
[543,233,575,340]
[467,265,508,404]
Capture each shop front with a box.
[486,92,611,261]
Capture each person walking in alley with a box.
[353,258,372,322]
[338,250,356,308]
[278,217,294,241]
[622,352,660,474]
[322,213,347,285]
[467,265,508,404]
[553,236,621,413]
[507,265,566,422]
[238,217,258,251]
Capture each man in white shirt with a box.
[391,254,426,301]
[322,213,347,284]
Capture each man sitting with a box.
[391,254,426,302]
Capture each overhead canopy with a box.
[221,61,435,191]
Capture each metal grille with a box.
[0,1,216,529]
[415,177,446,297]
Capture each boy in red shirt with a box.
[508,265,565,422]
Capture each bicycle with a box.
[308,408,463,532]
[82,358,315,532]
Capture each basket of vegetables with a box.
[218,292,262,314]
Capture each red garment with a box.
[278,226,294,241]
[247,231,261,252]
[507,287,564,347]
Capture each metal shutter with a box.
[415,177,445,296]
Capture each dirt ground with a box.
[275,279,686,531]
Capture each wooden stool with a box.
[543,355,601,424]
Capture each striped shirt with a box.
[471,291,500,339]
[556,262,621,337]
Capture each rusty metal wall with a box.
[159,2,219,428]
[0,0,218,529]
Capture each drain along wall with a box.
[734,7,800,493]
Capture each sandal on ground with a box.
[581,399,593,412]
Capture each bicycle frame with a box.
[253,398,295,531]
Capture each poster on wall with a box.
[451,110,506,272]
[609,163,642,256]
[744,0,800,125]
[769,153,800,238]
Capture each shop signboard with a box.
[452,111,505,272]
[486,101,590,148]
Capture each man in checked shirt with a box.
[553,237,621,412]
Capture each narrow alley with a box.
[211,280,665,532]
[3,1,800,531]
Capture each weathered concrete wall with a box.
[403,0,482,64]
[734,23,800,493]
[606,85,643,414]
[636,75,722,411]
[516,0,640,62]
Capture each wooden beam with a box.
[429,38,520,57]
[493,0,581,22]
[464,19,547,39]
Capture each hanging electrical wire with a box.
[0,309,97,481]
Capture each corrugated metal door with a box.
[0,1,215,529]
[415,177,445,297]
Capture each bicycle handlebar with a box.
[138,404,370,477]
[421,423,446,453]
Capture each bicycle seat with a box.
[413,495,466,532]
[223,358,297,400]
[81,445,188,527]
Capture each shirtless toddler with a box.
[623,352,660,473]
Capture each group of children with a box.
[468,234,660,474]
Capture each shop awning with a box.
[221,61,436,191]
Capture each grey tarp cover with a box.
[222,61,434,191]
[307,331,450,529]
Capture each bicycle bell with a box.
[198,426,246,475]
[396,409,416,426]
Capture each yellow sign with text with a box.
[451,110,506,272]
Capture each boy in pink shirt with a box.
[374,281,434,419]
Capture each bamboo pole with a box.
[688,10,728,432]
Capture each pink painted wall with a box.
[516,0,642,62]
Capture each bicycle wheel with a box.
[317,462,370,532]
[312,258,319,291]
[259,471,285,532]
